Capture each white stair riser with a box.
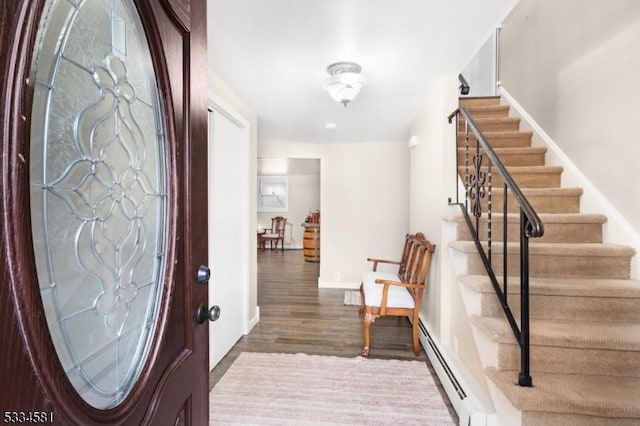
[459,120,521,132]
[457,151,545,167]
[481,293,640,322]
[478,192,581,214]
[457,168,562,188]
[464,106,510,118]
[459,98,501,107]
[459,250,632,279]
[458,134,532,148]
[523,411,639,426]
[497,343,640,378]
[456,221,603,243]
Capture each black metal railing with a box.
[458,74,470,95]
[447,106,544,387]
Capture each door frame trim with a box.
[208,92,250,128]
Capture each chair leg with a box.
[411,314,420,356]
[358,283,365,316]
[362,311,373,357]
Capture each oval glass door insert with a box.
[29,0,168,409]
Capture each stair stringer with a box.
[447,225,525,426]
[415,214,502,426]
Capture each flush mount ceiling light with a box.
[322,61,367,107]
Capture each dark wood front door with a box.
[0,0,209,424]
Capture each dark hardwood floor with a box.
[209,249,457,423]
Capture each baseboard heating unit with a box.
[418,316,497,426]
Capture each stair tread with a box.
[458,147,547,154]
[459,96,500,103]
[449,240,636,257]
[447,212,607,224]
[457,165,563,173]
[458,132,532,143]
[460,96,501,100]
[464,105,510,112]
[490,186,583,195]
[487,367,640,418]
[472,315,640,350]
[458,274,640,298]
[459,116,520,124]
[463,130,533,138]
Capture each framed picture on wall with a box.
[257,175,289,212]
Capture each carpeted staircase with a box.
[449,97,640,425]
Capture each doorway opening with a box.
[257,157,321,275]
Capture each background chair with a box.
[262,216,287,251]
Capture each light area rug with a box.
[209,352,454,425]
[343,290,361,306]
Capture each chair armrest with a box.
[366,257,401,272]
[374,278,421,315]
[374,278,422,290]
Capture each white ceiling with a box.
[208,0,518,143]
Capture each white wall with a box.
[410,75,492,399]
[258,141,409,288]
[500,0,640,235]
[461,31,498,98]
[208,71,260,327]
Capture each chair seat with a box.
[262,233,279,239]
[362,271,415,309]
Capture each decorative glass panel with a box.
[29,0,168,409]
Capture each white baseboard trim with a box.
[486,380,522,426]
[418,316,498,426]
[499,86,640,279]
[246,306,260,335]
[317,280,360,289]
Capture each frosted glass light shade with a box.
[322,72,367,106]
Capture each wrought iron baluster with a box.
[519,209,532,387]
[503,183,508,305]
[474,139,481,232]
[469,140,486,238]
[464,121,470,211]
[455,115,460,205]
[487,162,492,265]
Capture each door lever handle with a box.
[196,303,220,323]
